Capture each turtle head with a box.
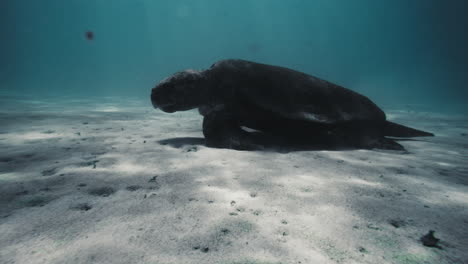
[151,69,207,113]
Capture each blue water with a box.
[1,0,467,113]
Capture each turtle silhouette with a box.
[151,59,433,150]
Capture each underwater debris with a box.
[88,187,115,197]
[148,175,158,183]
[201,247,209,253]
[26,197,49,207]
[15,190,29,196]
[252,210,262,216]
[185,146,198,152]
[85,31,94,40]
[366,223,381,231]
[420,230,442,249]
[42,167,58,176]
[78,159,99,168]
[71,203,92,211]
[358,246,368,253]
[191,245,209,253]
[388,219,407,228]
[126,185,142,191]
[0,157,13,162]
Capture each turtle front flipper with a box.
[202,110,265,150]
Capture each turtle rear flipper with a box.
[384,121,434,137]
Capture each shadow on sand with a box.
[158,137,206,148]
[158,136,410,153]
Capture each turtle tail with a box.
[384,121,434,137]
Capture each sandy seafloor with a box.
[0,96,467,264]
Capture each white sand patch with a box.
[0,97,467,264]
[0,172,27,181]
[346,177,383,187]
[5,131,62,143]
[93,106,122,112]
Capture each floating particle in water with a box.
[85,31,94,40]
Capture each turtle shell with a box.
[209,59,386,124]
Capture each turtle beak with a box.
[151,88,177,112]
[150,88,159,109]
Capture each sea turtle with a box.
[151,59,433,150]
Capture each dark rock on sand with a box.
[201,247,209,253]
[388,219,407,228]
[126,185,142,191]
[420,230,442,249]
[78,160,99,169]
[366,223,381,231]
[15,190,29,196]
[148,176,158,183]
[71,203,92,211]
[185,146,198,152]
[192,246,209,253]
[26,197,49,207]
[358,246,368,253]
[42,167,58,176]
[0,157,13,162]
[88,187,115,197]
